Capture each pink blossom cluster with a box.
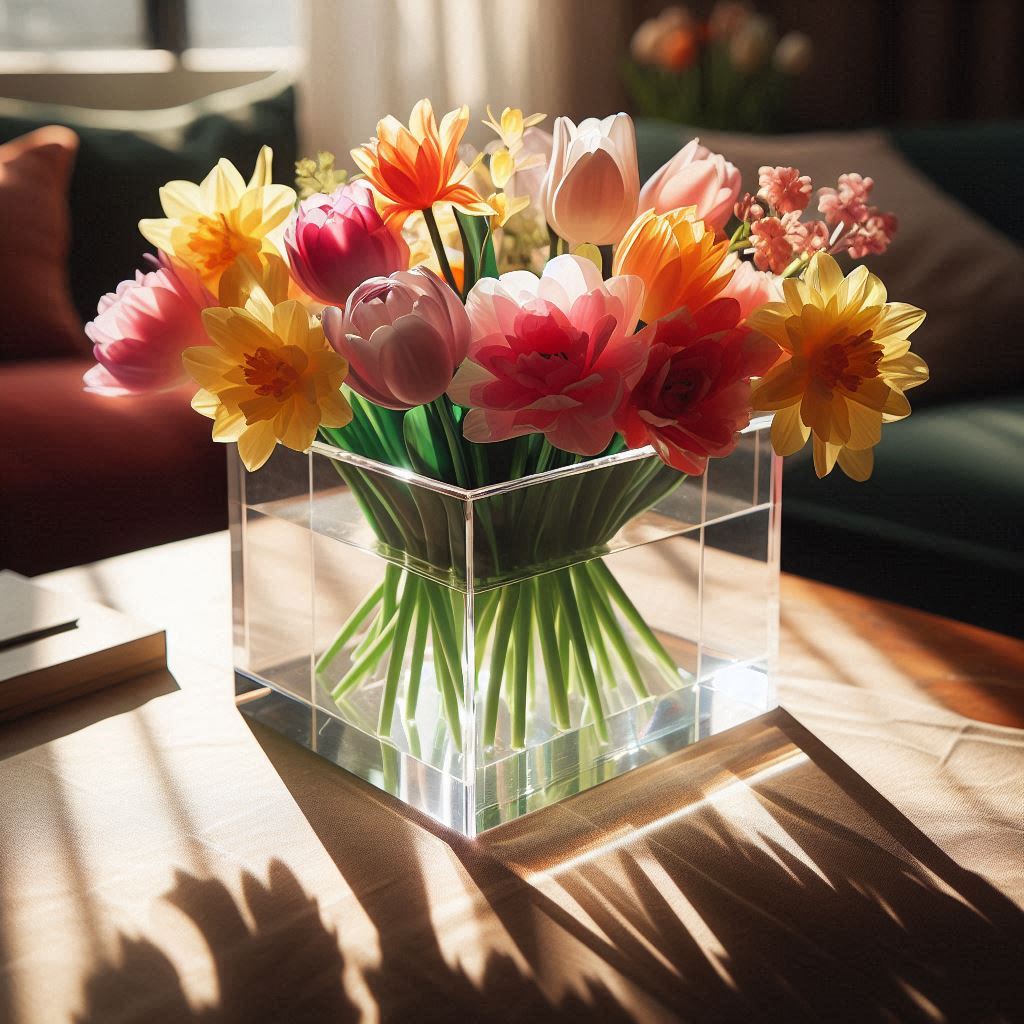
[734,165,897,272]
[818,173,898,258]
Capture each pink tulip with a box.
[321,266,470,410]
[284,181,410,306]
[83,253,216,396]
[718,258,783,320]
[540,114,641,246]
[639,138,742,234]
[448,254,646,456]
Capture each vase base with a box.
[235,664,773,838]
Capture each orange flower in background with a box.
[655,26,699,70]
[612,207,732,324]
[140,147,295,292]
[749,253,928,481]
[351,99,495,225]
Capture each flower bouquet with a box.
[625,2,813,132]
[86,99,927,834]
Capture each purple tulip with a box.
[321,267,470,410]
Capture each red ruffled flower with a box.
[616,299,781,474]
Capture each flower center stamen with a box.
[189,213,257,278]
[244,347,300,399]
[814,329,883,392]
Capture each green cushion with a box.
[0,73,298,323]
[782,397,1024,636]
[636,119,697,182]
[890,122,1023,244]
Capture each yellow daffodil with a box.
[749,252,928,480]
[140,147,296,292]
[182,268,351,471]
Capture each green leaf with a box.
[402,404,453,482]
[454,209,498,297]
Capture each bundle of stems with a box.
[315,395,685,750]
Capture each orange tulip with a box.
[351,99,494,226]
[612,207,733,325]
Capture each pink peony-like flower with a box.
[616,299,780,474]
[640,138,742,234]
[321,266,470,410]
[817,172,874,228]
[448,254,646,455]
[83,253,216,396]
[284,181,409,306]
[718,258,783,320]
[757,165,813,214]
[750,212,804,274]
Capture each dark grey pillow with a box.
[0,72,298,323]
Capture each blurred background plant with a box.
[624,2,813,132]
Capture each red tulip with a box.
[284,182,409,306]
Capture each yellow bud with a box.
[490,148,515,189]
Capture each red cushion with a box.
[0,126,89,361]
[1,359,226,574]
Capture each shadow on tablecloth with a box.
[245,707,1023,1022]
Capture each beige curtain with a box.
[300,0,630,157]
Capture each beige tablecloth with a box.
[0,533,1021,1022]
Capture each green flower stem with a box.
[429,399,471,488]
[473,590,501,677]
[364,473,425,548]
[423,580,464,701]
[484,583,522,746]
[352,393,408,467]
[508,437,530,480]
[404,594,430,721]
[510,585,533,748]
[315,580,385,676]
[587,560,679,685]
[330,463,403,547]
[423,206,461,294]
[381,563,401,621]
[331,607,401,699]
[534,576,570,729]
[585,570,650,699]
[780,253,810,279]
[354,564,399,660]
[547,224,561,260]
[429,610,463,749]
[596,460,662,538]
[554,600,573,694]
[378,574,420,735]
[553,571,608,741]
[571,566,618,690]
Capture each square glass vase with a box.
[230,418,781,837]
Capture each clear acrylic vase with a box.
[229,419,781,837]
